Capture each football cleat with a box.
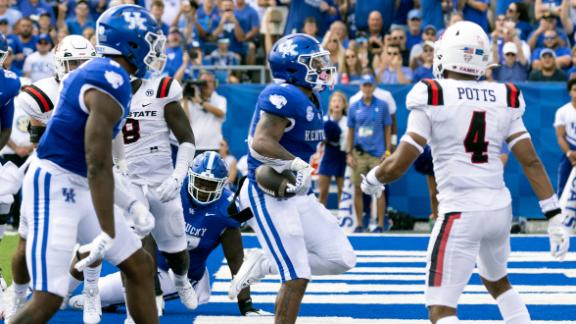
[83,288,102,324]
[175,280,198,310]
[228,249,267,300]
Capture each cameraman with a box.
[181,71,227,155]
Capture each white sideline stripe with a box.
[354,255,576,263]
[215,272,426,281]
[209,293,576,305]
[355,251,576,257]
[211,282,576,294]
[194,317,576,324]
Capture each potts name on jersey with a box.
[247,83,325,181]
[122,76,183,184]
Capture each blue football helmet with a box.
[269,33,336,91]
[0,32,8,66]
[188,151,229,205]
[96,4,166,78]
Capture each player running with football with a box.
[68,152,273,316]
[229,33,356,324]
[9,5,163,323]
[361,21,575,324]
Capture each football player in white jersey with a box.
[361,21,575,324]
[117,67,197,312]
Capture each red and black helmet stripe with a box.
[428,212,461,287]
[22,85,54,113]
[156,76,174,98]
[505,83,520,108]
[421,79,444,106]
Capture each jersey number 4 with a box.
[122,118,140,144]
[464,111,488,163]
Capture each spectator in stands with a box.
[182,71,227,154]
[376,44,412,84]
[321,30,345,68]
[532,30,571,70]
[328,20,349,48]
[234,0,259,65]
[175,42,204,82]
[302,16,320,40]
[493,20,531,65]
[528,11,571,50]
[18,0,54,23]
[405,9,422,51]
[505,2,532,40]
[461,0,490,32]
[412,40,434,83]
[355,0,395,35]
[284,0,337,36]
[346,73,391,233]
[150,0,169,36]
[389,27,409,66]
[13,17,37,71]
[205,37,241,84]
[161,0,181,27]
[339,47,363,84]
[0,0,21,33]
[196,0,221,53]
[554,78,576,195]
[212,0,245,61]
[567,47,576,79]
[219,139,238,187]
[175,0,201,46]
[260,0,288,55]
[535,0,563,20]
[23,33,55,82]
[409,24,436,69]
[437,10,463,38]
[37,11,56,41]
[491,42,529,82]
[366,11,384,63]
[420,0,444,31]
[65,0,95,35]
[529,49,567,81]
[318,91,348,208]
[164,27,185,77]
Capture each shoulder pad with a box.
[406,80,434,111]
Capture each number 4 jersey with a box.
[122,76,183,186]
[406,79,526,215]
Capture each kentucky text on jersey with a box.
[457,87,496,102]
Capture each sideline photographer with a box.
[181,71,227,155]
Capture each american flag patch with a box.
[463,47,484,55]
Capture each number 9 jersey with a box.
[405,79,526,215]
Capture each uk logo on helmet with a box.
[122,11,147,31]
[278,39,298,58]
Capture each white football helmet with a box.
[54,35,96,80]
[433,21,490,79]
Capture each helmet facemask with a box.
[188,169,227,205]
[143,31,167,77]
[297,50,336,91]
[0,49,7,66]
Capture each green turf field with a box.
[0,234,18,284]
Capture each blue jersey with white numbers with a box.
[0,69,21,131]
[36,58,131,177]
[247,83,325,182]
[157,178,240,282]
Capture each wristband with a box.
[507,132,530,149]
[366,167,383,185]
[400,134,424,154]
[539,195,561,219]
[385,150,391,157]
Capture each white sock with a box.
[496,289,531,324]
[67,277,82,295]
[13,282,29,299]
[0,223,6,240]
[173,273,188,287]
[437,316,459,324]
[259,257,278,275]
[84,264,102,291]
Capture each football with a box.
[255,165,297,198]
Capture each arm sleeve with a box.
[406,109,432,142]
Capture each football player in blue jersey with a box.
[229,33,356,323]
[10,5,165,323]
[0,32,20,152]
[67,152,273,316]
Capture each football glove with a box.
[285,158,312,196]
[361,167,384,198]
[548,212,575,261]
[75,232,114,271]
[156,177,181,202]
[127,201,155,239]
